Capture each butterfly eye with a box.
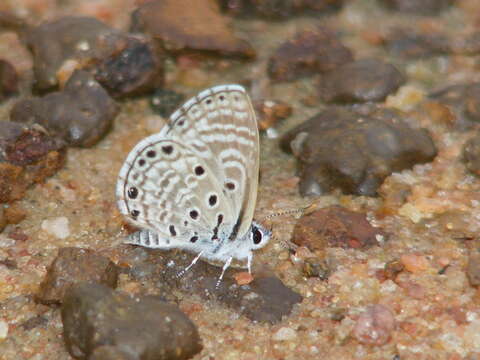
[252,227,262,245]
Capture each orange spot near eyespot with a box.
[234,271,254,285]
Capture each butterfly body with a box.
[116,85,270,274]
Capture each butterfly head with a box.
[248,221,271,250]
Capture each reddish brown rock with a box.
[268,28,353,82]
[131,0,255,58]
[291,205,384,251]
[0,121,66,203]
[353,304,395,345]
[36,247,119,305]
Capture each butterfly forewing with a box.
[165,85,259,239]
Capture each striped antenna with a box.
[261,203,317,222]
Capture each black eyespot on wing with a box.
[219,95,225,101]
[146,150,156,158]
[189,210,199,219]
[253,227,262,244]
[209,194,217,206]
[217,214,223,225]
[225,182,235,190]
[128,187,138,199]
[206,99,212,105]
[130,210,140,218]
[161,145,173,154]
[138,159,146,166]
[195,166,205,176]
[169,225,176,236]
[177,119,184,127]
[190,236,198,243]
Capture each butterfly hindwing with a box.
[116,138,236,248]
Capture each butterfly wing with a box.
[164,84,259,239]
[116,84,260,252]
[116,137,236,248]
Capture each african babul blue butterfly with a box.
[116,84,271,285]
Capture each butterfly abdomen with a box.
[126,229,170,248]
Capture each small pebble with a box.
[400,253,429,273]
[234,271,254,285]
[0,320,8,340]
[41,217,70,239]
[353,304,395,345]
[272,327,297,341]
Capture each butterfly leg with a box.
[177,251,204,278]
[215,256,233,289]
[247,252,253,274]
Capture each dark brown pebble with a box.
[11,70,118,147]
[281,105,437,196]
[93,35,164,98]
[62,283,202,360]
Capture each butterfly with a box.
[116,84,271,285]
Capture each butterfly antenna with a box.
[261,205,316,252]
[261,203,314,222]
